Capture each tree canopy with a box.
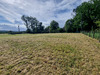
[64,0,100,32]
[50,20,59,33]
[21,15,44,33]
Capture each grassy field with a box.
[0,33,100,75]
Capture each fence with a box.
[81,29,100,41]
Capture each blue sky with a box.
[0,0,89,31]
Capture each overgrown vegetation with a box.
[81,29,100,41]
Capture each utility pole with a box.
[18,25,20,32]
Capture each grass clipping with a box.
[0,33,100,75]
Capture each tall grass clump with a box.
[81,29,100,41]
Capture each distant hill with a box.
[0,30,26,34]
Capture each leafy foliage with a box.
[95,21,100,28]
[50,20,59,33]
[21,15,44,33]
[64,0,100,32]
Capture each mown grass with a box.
[0,33,100,75]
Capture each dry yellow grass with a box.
[0,33,100,75]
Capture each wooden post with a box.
[93,31,95,38]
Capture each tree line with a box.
[21,15,64,33]
[21,0,100,33]
[64,0,100,32]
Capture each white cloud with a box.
[0,0,89,31]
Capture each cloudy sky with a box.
[0,0,89,31]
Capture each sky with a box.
[0,0,89,31]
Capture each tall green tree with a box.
[73,1,100,31]
[64,0,100,32]
[44,26,50,33]
[50,20,59,33]
[64,19,75,32]
[37,22,44,33]
[21,15,31,32]
[21,15,44,33]
[90,0,100,20]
